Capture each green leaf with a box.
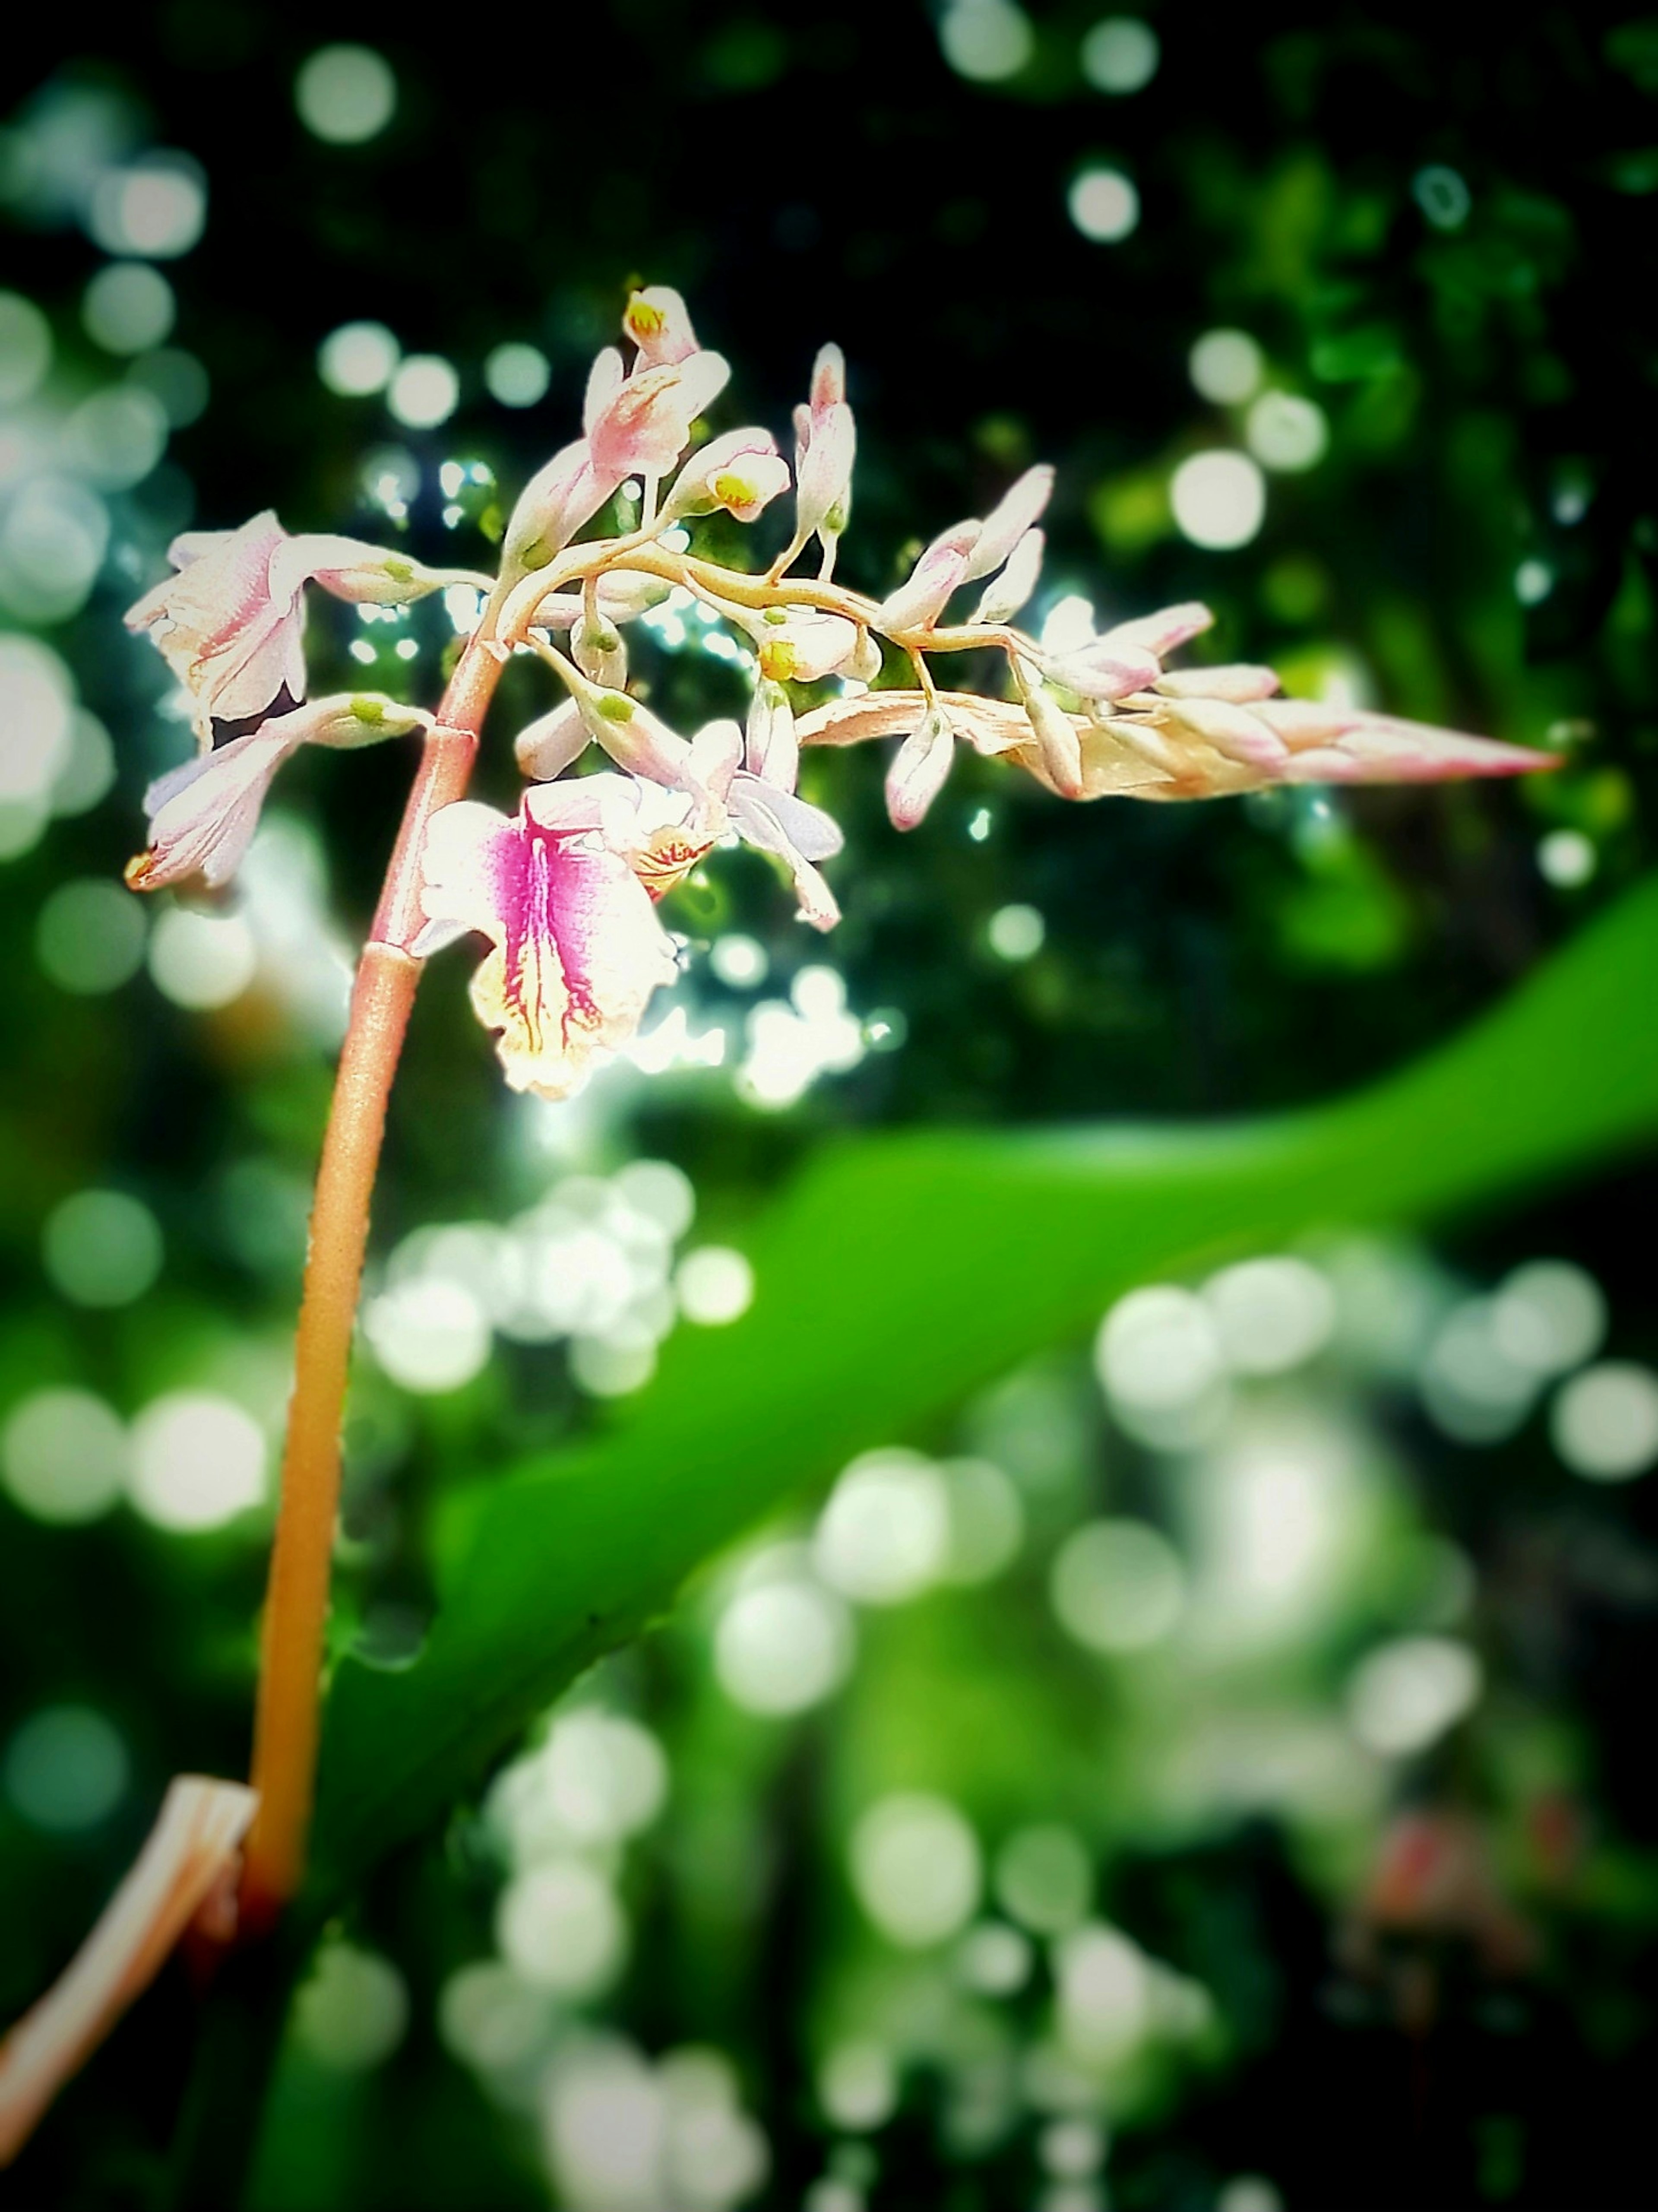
[312,877,1658,1903]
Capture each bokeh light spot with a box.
[1170,450,1266,549]
[36,877,147,994]
[497,1859,627,1994]
[364,1276,491,1394]
[1080,16,1159,92]
[939,0,1035,80]
[129,1391,266,1530]
[994,1825,1092,1934]
[43,1188,162,1307]
[1189,327,1263,405]
[1068,167,1139,242]
[1347,1636,1481,1756]
[148,906,258,1009]
[318,320,399,396]
[293,1941,410,2070]
[295,45,398,145]
[1245,391,1329,472]
[485,342,551,408]
[1551,1362,1658,1482]
[3,1388,127,1524]
[388,355,459,429]
[677,1245,754,1325]
[1050,1519,1186,1652]
[82,262,174,354]
[4,1706,128,1832]
[850,1793,981,1948]
[0,292,52,406]
[814,1449,951,1605]
[88,156,206,258]
[715,1581,853,1715]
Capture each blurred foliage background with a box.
[0,4,1655,2208]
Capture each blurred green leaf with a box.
[312,878,1658,1904]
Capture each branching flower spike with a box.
[0,281,1558,2174]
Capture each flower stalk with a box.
[240,635,502,1929]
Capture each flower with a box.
[623,285,700,367]
[126,513,448,739]
[417,792,681,1100]
[502,439,612,581]
[583,348,732,484]
[126,694,431,892]
[513,713,846,932]
[744,606,859,684]
[661,428,791,525]
[791,343,856,573]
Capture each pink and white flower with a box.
[745,606,859,685]
[583,348,732,484]
[126,514,447,739]
[417,793,681,1100]
[622,285,701,368]
[127,694,431,892]
[661,428,791,525]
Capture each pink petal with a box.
[422,800,679,1097]
[1100,602,1214,659]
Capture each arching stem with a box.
[239,632,503,1930]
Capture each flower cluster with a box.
[123,288,1554,1100]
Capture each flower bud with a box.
[885,708,956,829]
[1016,673,1084,799]
[515,700,589,781]
[971,527,1044,627]
[573,612,628,690]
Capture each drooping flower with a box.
[417,792,681,1100]
[126,514,450,739]
[126,694,432,892]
